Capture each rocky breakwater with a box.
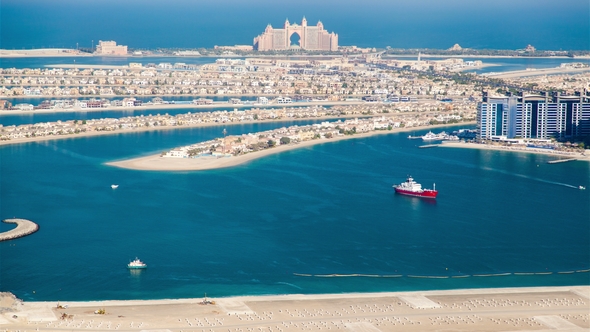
[0,218,39,241]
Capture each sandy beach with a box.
[1,286,588,331]
[439,141,590,162]
[106,124,457,171]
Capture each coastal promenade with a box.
[2,286,588,331]
[439,141,590,163]
[0,218,39,241]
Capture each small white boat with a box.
[111,184,119,189]
[580,186,586,190]
[127,257,147,269]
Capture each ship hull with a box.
[394,187,438,198]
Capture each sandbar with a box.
[2,286,589,331]
[106,124,459,171]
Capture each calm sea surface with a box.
[1,124,589,301]
[2,0,589,50]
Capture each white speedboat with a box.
[127,257,147,269]
[111,184,119,189]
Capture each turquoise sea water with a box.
[1,0,589,301]
[1,123,589,301]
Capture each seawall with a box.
[0,218,39,241]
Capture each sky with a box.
[1,0,589,50]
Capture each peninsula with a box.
[107,121,460,171]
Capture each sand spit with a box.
[106,124,453,171]
[1,286,589,331]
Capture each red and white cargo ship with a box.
[393,176,438,198]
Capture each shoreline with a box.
[0,100,368,115]
[10,285,589,307]
[0,112,395,147]
[106,123,462,171]
[2,48,589,59]
[107,122,590,172]
[3,286,589,330]
[439,141,590,163]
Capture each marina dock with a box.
[0,218,39,241]
[547,158,577,164]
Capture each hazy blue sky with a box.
[2,0,588,50]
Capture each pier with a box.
[419,144,439,148]
[547,158,577,164]
[0,218,39,241]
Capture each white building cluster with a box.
[0,102,470,142]
[1,57,485,101]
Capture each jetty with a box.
[0,218,39,241]
[547,158,577,164]
[419,144,439,149]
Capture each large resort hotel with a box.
[254,17,338,51]
[477,92,590,140]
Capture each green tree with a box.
[268,140,276,147]
[280,137,291,145]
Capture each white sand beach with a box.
[2,286,589,331]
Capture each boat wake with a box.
[276,282,303,290]
[39,142,102,163]
[480,167,580,189]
